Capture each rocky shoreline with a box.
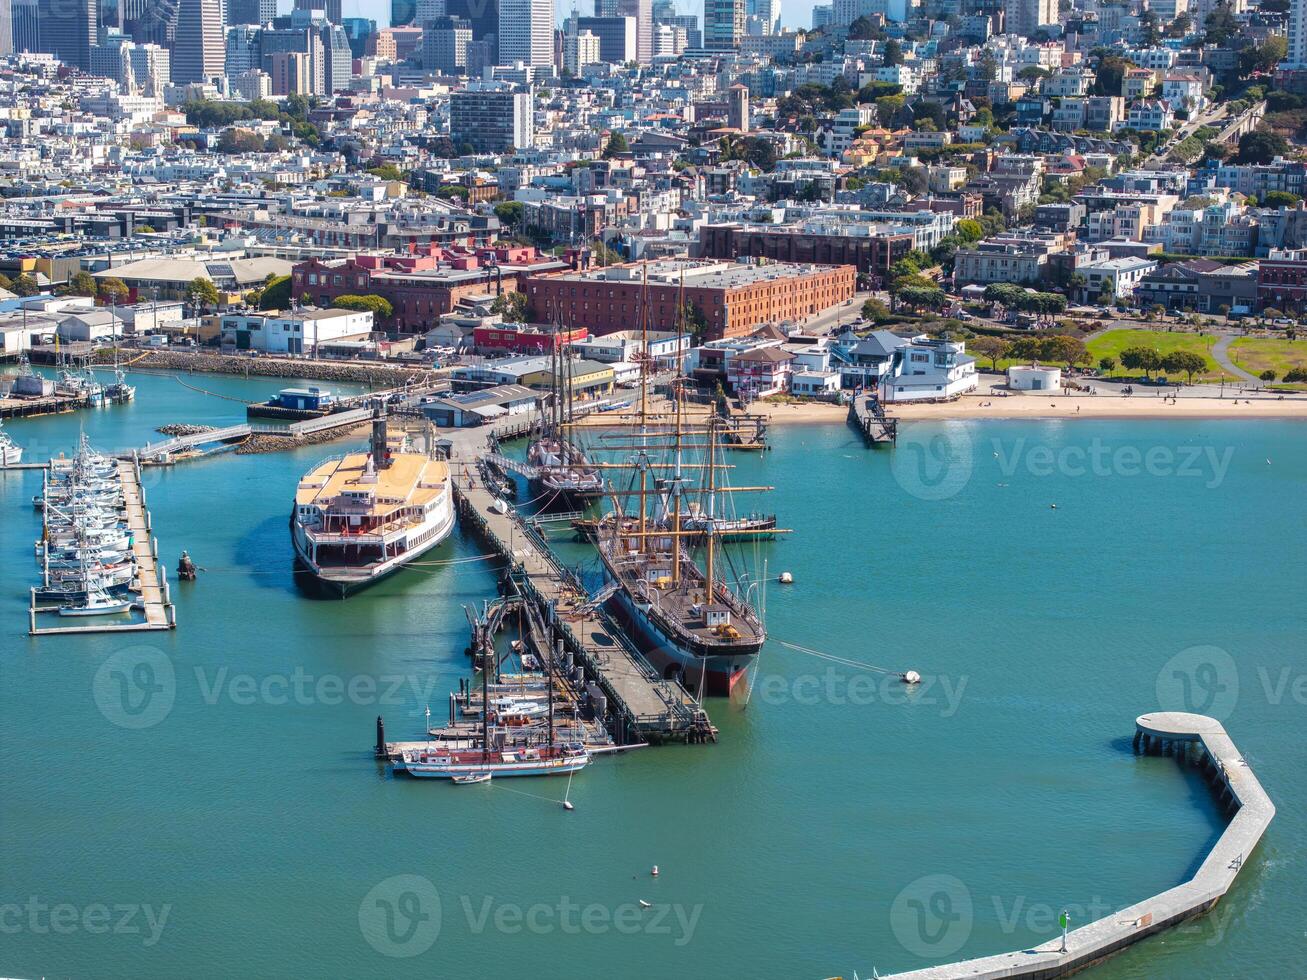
[100,348,424,387]
[236,422,371,455]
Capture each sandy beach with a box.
[745,391,1307,424]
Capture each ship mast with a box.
[671,380,683,586]
[705,415,716,604]
[637,261,649,549]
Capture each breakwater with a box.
[881,711,1275,980]
[96,348,424,386]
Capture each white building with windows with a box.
[1076,257,1158,301]
[220,308,373,354]
[879,337,978,403]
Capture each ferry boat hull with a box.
[291,502,455,597]
[396,749,589,779]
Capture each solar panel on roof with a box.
[205,263,234,278]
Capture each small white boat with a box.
[0,420,21,466]
[451,772,493,785]
[58,590,133,617]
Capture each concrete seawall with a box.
[882,712,1275,980]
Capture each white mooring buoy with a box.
[563,800,574,811]
[778,571,794,584]
[651,865,659,877]
[902,671,921,685]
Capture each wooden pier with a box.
[849,392,897,445]
[0,392,95,420]
[446,432,715,745]
[28,457,176,636]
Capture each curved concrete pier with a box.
[881,713,1275,979]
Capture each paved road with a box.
[1211,333,1260,383]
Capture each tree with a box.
[861,298,891,321]
[955,218,984,242]
[1017,65,1049,85]
[1259,369,1277,383]
[98,277,129,304]
[62,270,97,297]
[10,273,40,296]
[1042,335,1088,370]
[898,286,947,310]
[1091,56,1128,97]
[1283,366,1307,382]
[882,39,903,67]
[679,300,710,344]
[1235,130,1291,165]
[969,336,1010,370]
[367,163,406,181]
[1120,345,1162,378]
[331,294,394,319]
[1203,2,1239,45]
[1098,356,1117,372]
[1261,191,1300,209]
[848,15,877,39]
[1161,350,1207,383]
[602,133,629,159]
[259,275,291,310]
[490,291,529,321]
[1240,36,1288,76]
[494,201,525,229]
[187,277,220,309]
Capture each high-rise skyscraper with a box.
[444,0,498,63]
[1002,0,1056,37]
[12,0,37,52]
[293,0,341,24]
[228,0,275,25]
[37,0,97,68]
[704,0,743,49]
[596,0,650,63]
[0,0,15,54]
[172,0,224,81]
[498,0,551,65]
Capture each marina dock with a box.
[0,392,97,420]
[849,393,897,445]
[28,456,176,635]
[446,429,716,745]
[880,711,1275,980]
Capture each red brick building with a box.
[291,244,567,333]
[523,260,856,341]
[473,324,588,354]
[1257,250,1307,312]
[697,224,913,289]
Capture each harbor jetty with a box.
[879,711,1275,980]
[849,392,897,445]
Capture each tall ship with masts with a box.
[586,267,774,695]
[290,407,454,596]
[526,334,606,506]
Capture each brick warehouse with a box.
[291,244,567,333]
[522,260,856,340]
[698,223,914,289]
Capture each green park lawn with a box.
[1229,337,1307,381]
[1085,329,1228,382]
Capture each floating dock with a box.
[447,437,716,745]
[0,392,96,420]
[849,393,897,445]
[879,711,1275,980]
[28,457,176,636]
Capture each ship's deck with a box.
[296,452,449,517]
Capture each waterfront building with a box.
[523,260,857,341]
[219,308,374,354]
[879,337,978,403]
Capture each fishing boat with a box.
[104,369,136,404]
[0,419,21,465]
[58,589,133,617]
[291,406,455,597]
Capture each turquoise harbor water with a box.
[1,368,1304,979]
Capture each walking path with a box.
[1211,334,1260,384]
